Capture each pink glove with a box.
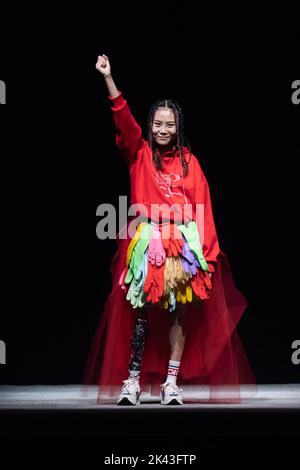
[148,224,166,267]
[119,266,128,290]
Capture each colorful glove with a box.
[164,257,178,290]
[178,221,209,272]
[143,261,164,304]
[191,270,212,300]
[160,223,184,257]
[203,271,212,289]
[161,289,176,312]
[148,223,166,267]
[173,256,190,285]
[164,256,190,294]
[164,257,172,296]
[175,281,193,304]
[119,266,128,290]
[180,235,201,276]
[126,249,148,308]
[169,289,176,312]
[126,222,147,266]
[125,223,151,284]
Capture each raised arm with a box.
[96,54,143,164]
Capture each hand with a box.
[95,54,111,76]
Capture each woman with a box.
[83,54,255,405]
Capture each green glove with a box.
[177,221,209,272]
[125,223,151,284]
[126,249,148,308]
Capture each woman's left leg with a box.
[168,304,186,361]
[161,304,186,405]
[161,304,187,405]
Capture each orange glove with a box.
[143,262,164,304]
[160,224,184,257]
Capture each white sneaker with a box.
[160,382,183,405]
[117,378,141,406]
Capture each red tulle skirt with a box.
[83,221,256,403]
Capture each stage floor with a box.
[1,385,300,453]
[0,384,300,409]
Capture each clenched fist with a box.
[95,54,111,76]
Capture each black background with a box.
[1,5,299,386]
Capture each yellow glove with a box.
[168,258,178,289]
[126,222,147,266]
[173,257,188,286]
[164,257,173,295]
[164,273,170,297]
[175,282,193,304]
[186,283,193,302]
[164,257,190,294]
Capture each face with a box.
[152,107,177,148]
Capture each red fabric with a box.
[83,93,256,402]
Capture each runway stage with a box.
[1,385,300,452]
[0,384,300,409]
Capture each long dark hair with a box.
[147,99,191,177]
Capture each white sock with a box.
[166,360,180,385]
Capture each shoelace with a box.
[160,382,183,393]
[122,379,139,391]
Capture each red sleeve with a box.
[193,157,220,272]
[108,91,143,165]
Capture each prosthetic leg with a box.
[128,308,149,376]
[117,305,150,405]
